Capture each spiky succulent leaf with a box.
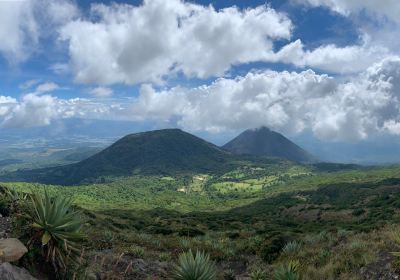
[274,260,301,280]
[173,250,217,280]
[28,190,84,271]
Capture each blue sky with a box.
[1,0,358,96]
[1,0,400,144]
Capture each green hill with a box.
[2,129,234,185]
[223,127,315,163]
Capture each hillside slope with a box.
[2,129,233,185]
[223,127,314,162]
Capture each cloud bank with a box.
[1,0,400,143]
[2,56,400,142]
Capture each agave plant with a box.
[29,190,84,272]
[3,187,28,214]
[274,260,301,280]
[282,241,302,255]
[249,268,268,280]
[173,250,217,280]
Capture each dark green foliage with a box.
[260,235,288,263]
[4,129,236,185]
[352,208,365,216]
[274,260,301,280]
[0,187,11,216]
[178,227,206,237]
[173,250,217,280]
[311,162,363,172]
[28,191,84,272]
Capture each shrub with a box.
[260,235,287,263]
[159,252,172,262]
[352,208,365,216]
[126,245,145,258]
[282,241,302,256]
[178,227,206,237]
[223,269,235,280]
[179,237,192,250]
[1,187,28,215]
[173,250,217,280]
[28,190,84,272]
[274,260,301,280]
[249,268,268,280]
[0,196,10,216]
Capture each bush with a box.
[0,196,10,216]
[223,269,235,280]
[260,235,288,263]
[28,190,84,273]
[159,252,172,262]
[178,227,206,237]
[173,250,217,280]
[126,245,145,258]
[274,260,301,280]
[249,268,268,280]
[282,241,302,256]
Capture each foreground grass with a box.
[2,165,400,278]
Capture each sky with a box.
[1,0,400,144]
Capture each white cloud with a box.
[0,94,121,128]
[88,87,114,98]
[2,56,400,141]
[0,0,38,63]
[34,82,59,95]
[59,0,292,85]
[1,94,58,128]
[0,96,17,118]
[0,0,78,63]
[127,56,400,142]
[275,38,390,74]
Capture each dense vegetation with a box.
[2,163,400,279]
[0,129,239,185]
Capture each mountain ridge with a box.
[1,128,234,185]
[222,126,314,163]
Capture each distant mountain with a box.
[3,129,233,185]
[222,127,314,162]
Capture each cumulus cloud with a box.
[0,94,121,128]
[0,78,124,128]
[0,0,78,63]
[127,56,400,141]
[1,94,58,128]
[59,0,292,85]
[0,0,38,63]
[56,0,398,82]
[275,38,390,74]
[2,56,400,141]
[2,0,394,82]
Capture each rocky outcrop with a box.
[0,262,37,280]
[0,238,28,263]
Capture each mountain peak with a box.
[223,128,314,163]
[249,126,270,132]
[9,128,232,185]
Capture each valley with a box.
[2,1,399,278]
[1,128,400,279]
